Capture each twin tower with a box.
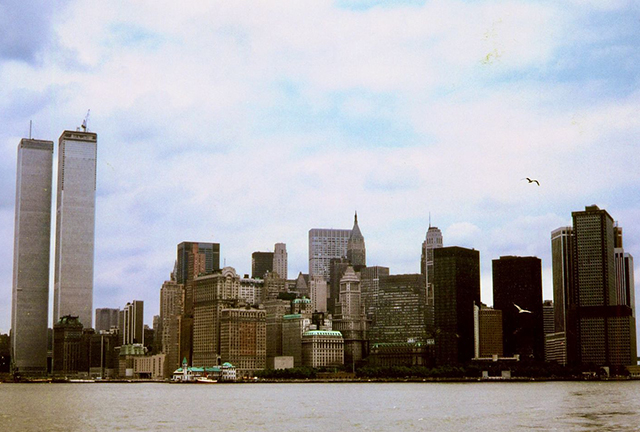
[11,129,98,375]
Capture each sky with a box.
[1,0,639,332]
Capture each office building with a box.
[310,275,328,313]
[176,241,220,366]
[122,301,144,345]
[239,276,263,306]
[369,274,426,345]
[273,243,288,279]
[328,257,350,315]
[160,278,183,376]
[264,299,292,365]
[252,251,274,279]
[282,314,311,367]
[53,315,84,375]
[433,247,480,365]
[95,308,120,333]
[492,256,544,361]
[308,228,351,279]
[421,225,443,336]
[11,138,53,375]
[571,205,636,366]
[360,266,390,322]
[220,307,266,377]
[53,130,97,329]
[346,213,366,269]
[473,303,503,358]
[302,330,344,368]
[543,300,555,334]
[192,268,240,367]
[333,266,367,364]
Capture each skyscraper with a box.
[333,266,366,364]
[346,213,366,269]
[11,138,54,375]
[308,228,351,279]
[53,130,97,329]
[433,246,480,365]
[176,241,220,365]
[251,251,274,279]
[551,227,574,335]
[160,278,183,377]
[95,308,120,333]
[421,225,443,335]
[571,205,636,366]
[122,300,144,345]
[273,243,288,279]
[492,256,544,361]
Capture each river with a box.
[1,381,639,431]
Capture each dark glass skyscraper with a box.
[492,256,544,361]
[433,247,480,365]
[571,205,636,366]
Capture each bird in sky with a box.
[522,177,540,185]
[514,303,532,314]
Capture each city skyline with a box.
[1,1,639,332]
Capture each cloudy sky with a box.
[1,0,639,332]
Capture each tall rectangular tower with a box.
[53,130,97,329]
[273,243,288,279]
[492,256,545,361]
[572,205,636,366]
[308,228,351,279]
[11,138,54,375]
[433,246,480,365]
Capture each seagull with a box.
[514,303,532,314]
[522,177,540,186]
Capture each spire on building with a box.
[347,212,366,269]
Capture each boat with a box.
[68,379,96,383]
[196,377,217,384]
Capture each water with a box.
[1,381,640,431]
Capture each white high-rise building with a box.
[11,138,54,375]
[53,130,97,329]
[308,228,351,279]
[273,243,288,279]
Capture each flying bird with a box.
[514,303,532,314]
[522,177,540,186]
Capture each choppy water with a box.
[1,381,639,431]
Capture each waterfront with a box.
[1,381,639,431]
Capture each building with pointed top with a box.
[421,225,443,336]
[347,212,366,270]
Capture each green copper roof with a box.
[303,330,343,337]
[283,314,302,319]
[292,298,311,304]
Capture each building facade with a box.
[219,307,266,377]
[251,251,274,279]
[95,308,120,333]
[571,205,636,366]
[53,130,97,329]
[492,256,545,361]
[333,266,367,365]
[273,243,288,279]
[433,247,480,365]
[421,225,443,336]
[346,213,366,269]
[308,228,351,279]
[369,274,426,345]
[301,330,344,368]
[122,301,145,346]
[11,138,53,375]
[473,303,503,358]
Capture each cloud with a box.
[1,1,639,330]
[0,0,71,64]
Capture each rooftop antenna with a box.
[81,109,90,132]
[429,212,431,228]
